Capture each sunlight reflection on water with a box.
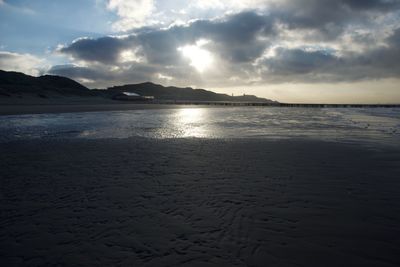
[174,108,208,138]
[0,107,399,145]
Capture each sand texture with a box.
[1,138,400,266]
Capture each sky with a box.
[1,0,400,103]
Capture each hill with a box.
[0,70,93,98]
[0,70,276,103]
[106,82,275,103]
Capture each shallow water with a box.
[0,107,399,145]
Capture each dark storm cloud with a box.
[191,11,274,62]
[387,27,400,45]
[358,27,400,76]
[135,12,272,65]
[59,1,399,66]
[264,49,339,76]
[188,11,274,48]
[55,1,400,86]
[343,0,400,10]
[59,36,135,64]
[275,0,400,40]
[59,11,275,65]
[260,27,400,83]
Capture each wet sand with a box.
[2,103,400,116]
[0,103,191,116]
[1,138,400,266]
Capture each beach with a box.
[0,103,188,116]
[1,102,400,116]
[1,137,400,266]
[3,0,400,265]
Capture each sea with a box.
[1,107,399,146]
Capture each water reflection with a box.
[173,108,209,138]
[0,107,399,145]
[177,108,204,124]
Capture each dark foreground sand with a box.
[1,138,400,266]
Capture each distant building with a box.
[112,92,154,101]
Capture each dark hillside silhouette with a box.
[0,70,276,102]
[0,70,92,97]
[106,82,275,103]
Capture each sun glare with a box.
[175,108,208,137]
[178,40,214,72]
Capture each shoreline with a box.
[1,102,400,116]
[0,103,203,116]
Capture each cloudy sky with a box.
[1,0,400,103]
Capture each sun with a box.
[178,40,214,72]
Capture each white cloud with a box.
[191,0,272,11]
[105,0,276,32]
[107,0,155,31]
[193,0,225,9]
[0,51,47,76]
[76,78,96,84]
[157,73,173,80]
[119,48,144,63]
